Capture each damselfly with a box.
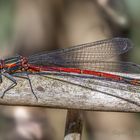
[1,37,140,100]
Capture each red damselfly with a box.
[1,37,140,100]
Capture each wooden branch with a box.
[64,110,83,140]
[0,73,140,112]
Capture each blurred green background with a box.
[126,0,140,63]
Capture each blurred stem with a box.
[64,110,83,140]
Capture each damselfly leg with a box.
[1,72,17,98]
[0,74,2,83]
[0,70,38,100]
[12,72,38,100]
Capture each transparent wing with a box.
[28,38,133,67]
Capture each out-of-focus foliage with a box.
[0,0,14,47]
[125,0,140,62]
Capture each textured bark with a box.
[0,74,139,112]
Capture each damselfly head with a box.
[20,56,28,65]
